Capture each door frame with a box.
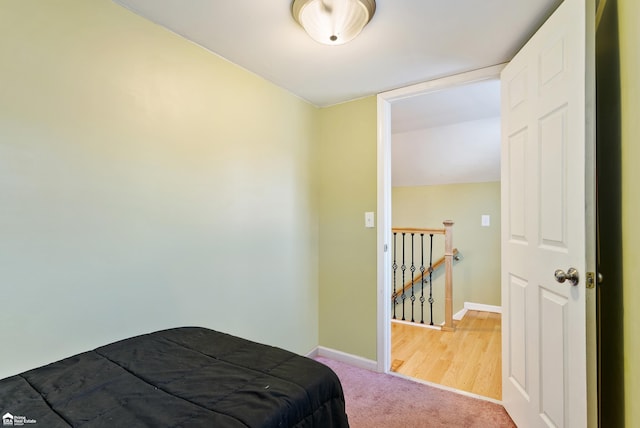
[376,64,506,373]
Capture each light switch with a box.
[481,215,490,227]
[365,212,375,228]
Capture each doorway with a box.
[376,65,505,398]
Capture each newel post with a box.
[442,220,455,331]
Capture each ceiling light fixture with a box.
[292,0,376,46]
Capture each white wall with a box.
[392,118,501,187]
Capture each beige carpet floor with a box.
[315,356,515,428]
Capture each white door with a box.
[501,0,595,426]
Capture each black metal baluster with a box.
[401,232,406,321]
[392,232,398,320]
[410,233,416,323]
[428,233,434,326]
[420,233,426,324]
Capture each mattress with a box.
[0,327,349,427]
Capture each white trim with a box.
[453,307,468,321]
[305,347,320,358]
[376,64,507,376]
[453,302,502,320]
[464,302,502,313]
[310,346,378,371]
[376,95,393,374]
[391,318,442,331]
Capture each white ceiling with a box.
[391,79,501,134]
[111,0,561,186]
[112,0,561,107]
[391,79,501,187]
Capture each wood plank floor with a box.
[390,310,502,400]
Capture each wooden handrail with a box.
[391,248,459,301]
[392,227,446,235]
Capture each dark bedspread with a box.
[0,327,349,427]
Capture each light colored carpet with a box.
[315,356,516,428]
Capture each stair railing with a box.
[391,220,456,331]
[391,248,459,302]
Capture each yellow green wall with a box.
[619,0,640,425]
[392,182,501,322]
[0,0,320,378]
[316,97,378,360]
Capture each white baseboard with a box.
[392,318,442,331]
[306,346,377,371]
[453,308,468,321]
[454,302,502,320]
[465,302,502,313]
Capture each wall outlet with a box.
[481,215,490,227]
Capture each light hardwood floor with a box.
[390,310,502,400]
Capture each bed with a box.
[0,327,349,427]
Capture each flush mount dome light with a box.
[292,0,376,46]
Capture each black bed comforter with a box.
[0,327,349,427]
